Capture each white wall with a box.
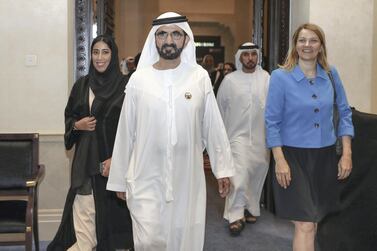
[310,0,375,113]
[291,0,376,113]
[0,0,70,134]
[372,1,377,113]
[0,0,74,241]
[290,0,310,39]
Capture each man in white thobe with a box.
[217,42,270,235]
[107,12,234,251]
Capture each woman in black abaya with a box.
[47,35,133,251]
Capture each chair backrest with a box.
[0,133,39,189]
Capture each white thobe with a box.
[217,68,270,223]
[107,62,234,251]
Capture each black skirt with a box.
[272,145,340,222]
[47,174,133,251]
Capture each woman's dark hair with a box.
[91,34,114,53]
[224,62,236,72]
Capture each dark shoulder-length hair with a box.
[224,62,236,72]
[280,23,330,72]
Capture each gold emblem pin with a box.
[185,92,192,99]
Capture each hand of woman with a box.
[101,158,111,177]
[338,136,352,180]
[116,192,127,201]
[272,147,291,189]
[217,177,230,198]
[74,116,97,131]
[275,158,291,189]
[337,154,352,179]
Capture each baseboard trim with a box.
[39,209,63,241]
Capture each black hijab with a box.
[88,34,123,112]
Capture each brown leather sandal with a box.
[229,219,245,236]
[244,209,257,224]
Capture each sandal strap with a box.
[229,219,245,229]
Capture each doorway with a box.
[73,0,290,80]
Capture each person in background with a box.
[120,57,128,75]
[107,12,234,251]
[201,54,217,85]
[265,23,354,251]
[216,62,224,72]
[217,42,270,236]
[47,35,133,251]
[213,61,236,96]
[125,56,136,77]
[223,62,236,75]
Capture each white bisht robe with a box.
[107,62,234,251]
[217,67,270,223]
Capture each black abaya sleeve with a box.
[64,76,90,150]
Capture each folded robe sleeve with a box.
[201,76,234,179]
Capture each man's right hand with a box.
[217,177,230,198]
[116,192,126,201]
[74,116,97,131]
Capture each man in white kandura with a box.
[217,42,270,236]
[107,12,234,251]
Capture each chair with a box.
[0,133,45,251]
